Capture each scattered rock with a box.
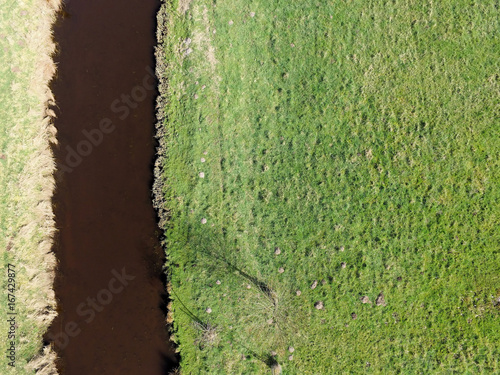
[201,218,207,224]
[166,311,174,324]
[216,280,221,285]
[228,20,234,25]
[267,318,274,325]
[271,362,282,374]
[341,262,347,269]
[296,290,301,296]
[288,355,293,361]
[274,247,281,255]
[376,292,386,306]
[310,280,318,289]
[200,157,206,163]
[270,350,277,356]
[351,312,357,320]
[250,12,256,17]
[246,284,251,289]
[314,301,324,310]
[340,246,345,252]
[361,296,371,304]
[278,267,285,273]
[199,172,205,178]
[321,279,327,285]
[288,346,295,353]
[206,307,212,314]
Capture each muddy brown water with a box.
[46,0,178,373]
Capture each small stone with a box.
[199,172,205,178]
[341,262,347,269]
[290,43,295,47]
[203,150,208,155]
[267,318,273,324]
[201,157,206,163]
[270,350,277,356]
[278,267,285,273]
[296,290,301,296]
[216,280,221,285]
[376,292,386,306]
[201,218,207,224]
[250,12,255,17]
[361,296,371,304]
[194,94,198,99]
[274,247,281,255]
[314,301,324,310]
[201,85,206,90]
[229,20,234,25]
[206,307,212,313]
[310,280,318,289]
[246,284,251,289]
[340,246,345,252]
[288,355,293,361]
[288,346,295,353]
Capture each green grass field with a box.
[157,0,499,373]
[0,0,59,373]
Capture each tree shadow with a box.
[188,226,278,305]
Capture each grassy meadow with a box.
[157,0,499,373]
[0,0,60,373]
